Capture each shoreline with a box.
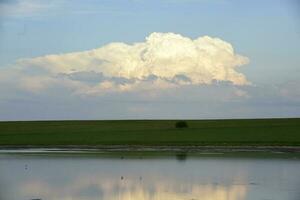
[0,145,300,153]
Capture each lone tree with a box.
[175,121,188,128]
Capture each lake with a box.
[0,152,299,200]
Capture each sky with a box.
[0,0,299,120]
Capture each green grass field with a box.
[0,118,299,146]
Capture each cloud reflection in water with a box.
[21,175,246,200]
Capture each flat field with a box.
[0,118,299,146]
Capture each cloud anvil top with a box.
[5,32,249,95]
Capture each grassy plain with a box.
[0,118,299,146]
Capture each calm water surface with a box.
[0,153,299,200]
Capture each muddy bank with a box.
[0,145,300,153]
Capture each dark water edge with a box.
[0,146,300,160]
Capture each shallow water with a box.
[0,153,300,200]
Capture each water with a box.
[0,153,300,200]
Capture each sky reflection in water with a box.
[0,155,299,200]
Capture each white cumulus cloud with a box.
[5,32,250,95]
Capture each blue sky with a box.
[0,0,299,120]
